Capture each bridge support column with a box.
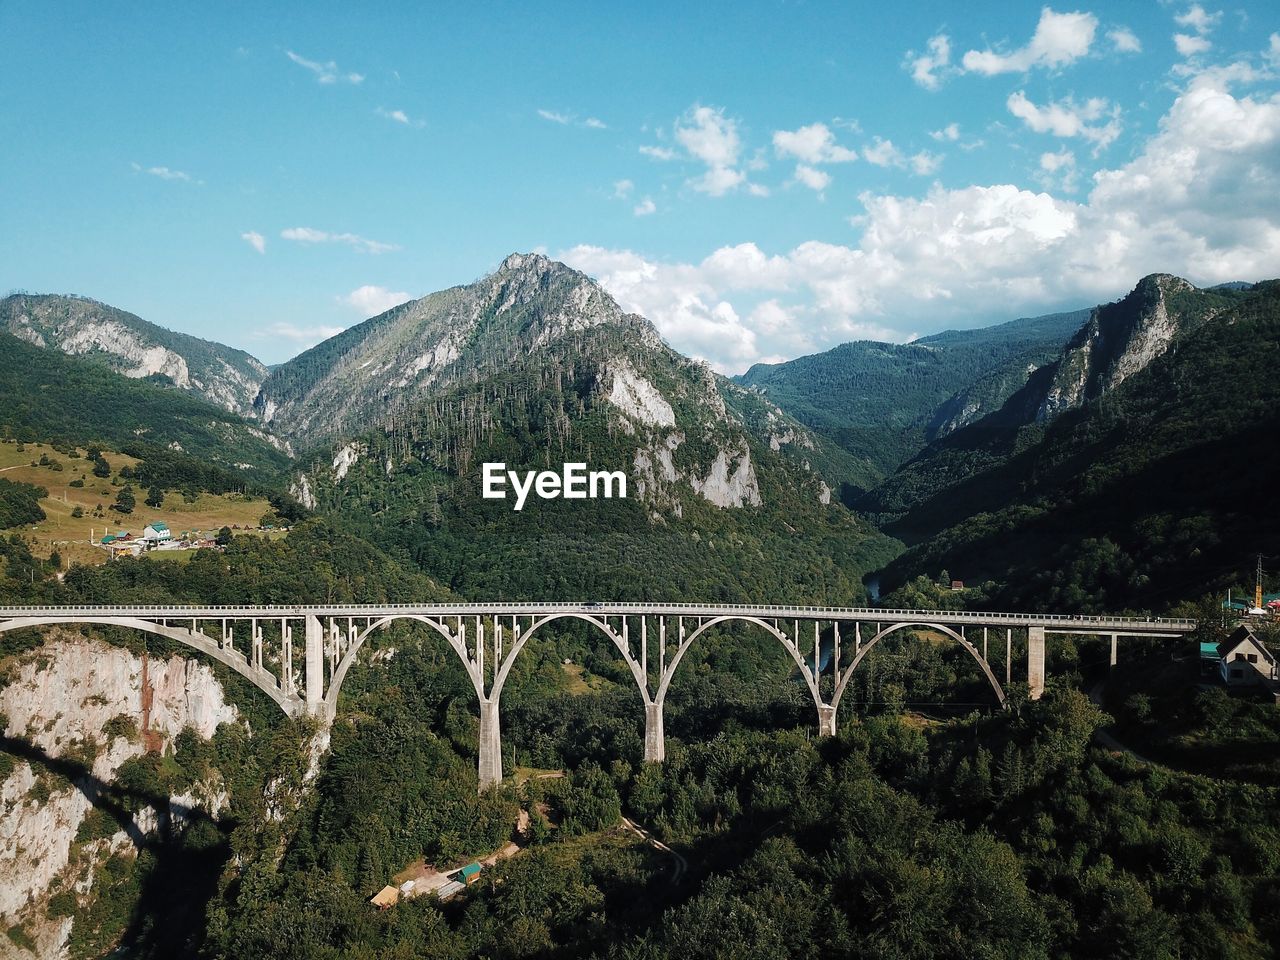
[643,701,665,764]
[304,615,327,718]
[1109,633,1118,669]
[817,703,837,737]
[1028,626,1046,700]
[477,697,502,790]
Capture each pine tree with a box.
[112,485,135,514]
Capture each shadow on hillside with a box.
[1,734,233,958]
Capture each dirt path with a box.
[621,816,687,885]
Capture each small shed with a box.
[458,862,482,885]
[370,886,399,910]
[436,880,464,901]
[1199,641,1222,677]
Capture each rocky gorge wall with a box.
[0,632,239,959]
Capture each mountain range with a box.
[734,306,1088,496]
[0,293,267,414]
[3,259,1275,611]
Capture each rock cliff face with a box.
[1032,274,1204,422]
[0,294,268,415]
[0,633,239,959]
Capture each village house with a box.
[1217,625,1279,688]
[142,521,173,545]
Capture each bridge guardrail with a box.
[0,602,1196,631]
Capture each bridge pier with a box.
[643,701,665,763]
[305,615,326,718]
[477,697,503,789]
[1028,625,1046,699]
[817,703,837,737]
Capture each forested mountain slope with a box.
[272,254,898,601]
[872,277,1280,611]
[0,294,268,415]
[734,307,1085,492]
[0,330,290,478]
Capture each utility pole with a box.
[1256,554,1265,612]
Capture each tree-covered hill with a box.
[733,307,1086,492]
[0,293,268,415]
[872,278,1280,611]
[0,330,290,480]
[268,254,899,603]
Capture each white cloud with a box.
[633,197,657,216]
[240,231,266,254]
[613,179,634,199]
[557,71,1280,374]
[1038,149,1079,191]
[962,8,1098,75]
[1175,4,1222,35]
[1269,33,1280,68]
[905,33,952,90]
[280,227,399,255]
[930,123,961,142]
[772,122,859,163]
[1174,33,1212,56]
[747,183,771,197]
[539,109,607,129]
[639,144,677,161]
[1040,150,1074,171]
[376,106,419,126]
[1173,4,1220,57]
[910,150,943,175]
[341,285,411,315]
[1108,27,1142,53]
[794,164,831,192]
[131,162,201,184]
[285,50,363,84]
[862,137,904,167]
[674,105,760,196]
[676,105,740,168]
[259,322,349,347]
[1007,91,1122,151]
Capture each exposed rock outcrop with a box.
[0,634,240,959]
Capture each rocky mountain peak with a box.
[0,293,267,415]
[1033,273,1203,422]
[254,255,666,445]
[498,251,553,274]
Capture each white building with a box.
[1218,625,1279,688]
[142,522,173,544]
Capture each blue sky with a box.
[2,2,1279,371]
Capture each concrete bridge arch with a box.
[0,615,301,716]
[830,621,1007,714]
[0,604,1194,790]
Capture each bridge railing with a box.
[0,602,1197,631]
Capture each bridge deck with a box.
[0,603,1195,635]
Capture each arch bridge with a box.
[0,603,1194,788]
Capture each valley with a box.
[8,5,1280,955]
[1,256,1277,960]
